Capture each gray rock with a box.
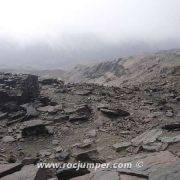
[0,163,23,178]
[158,135,180,143]
[2,136,15,143]
[149,162,180,180]
[131,129,162,146]
[21,120,49,137]
[56,167,90,180]
[112,142,131,152]
[1,165,47,180]
[100,107,130,117]
[21,103,39,119]
[142,142,167,152]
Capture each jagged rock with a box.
[158,135,180,143]
[112,142,131,152]
[40,78,63,85]
[89,151,180,180]
[2,136,15,143]
[53,115,69,122]
[99,107,130,117]
[131,129,162,146]
[37,105,62,114]
[56,167,90,180]
[1,165,47,180]
[142,142,168,152]
[149,162,180,180]
[55,151,70,161]
[21,103,39,119]
[0,163,23,178]
[21,120,49,137]
[0,73,39,104]
[69,115,88,122]
[162,122,180,131]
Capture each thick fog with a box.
[0,0,180,70]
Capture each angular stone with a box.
[69,115,88,122]
[1,165,47,180]
[100,107,130,117]
[142,142,167,152]
[158,135,180,143]
[131,129,162,146]
[21,120,49,137]
[0,163,23,178]
[21,103,39,119]
[162,122,180,131]
[2,136,15,143]
[37,105,62,114]
[149,162,180,180]
[40,78,62,85]
[112,142,131,152]
[56,167,90,180]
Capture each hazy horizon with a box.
[0,0,180,69]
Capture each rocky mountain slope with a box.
[67,49,180,87]
[0,62,180,179]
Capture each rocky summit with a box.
[0,50,180,180]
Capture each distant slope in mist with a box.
[0,34,180,70]
[66,49,180,87]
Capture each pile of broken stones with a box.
[0,73,180,179]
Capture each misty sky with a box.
[0,0,180,69]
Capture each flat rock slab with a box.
[56,167,90,180]
[0,163,23,178]
[112,142,131,152]
[89,151,180,180]
[100,107,130,117]
[149,162,180,180]
[162,122,180,131]
[21,119,49,137]
[2,136,15,143]
[158,134,180,143]
[37,105,62,114]
[1,165,47,180]
[131,129,162,146]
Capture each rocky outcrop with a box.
[0,73,39,104]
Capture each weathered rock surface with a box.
[1,165,47,180]
[21,119,49,137]
[0,163,23,178]
[0,73,39,103]
[99,107,130,117]
[56,167,90,180]
[131,129,162,146]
